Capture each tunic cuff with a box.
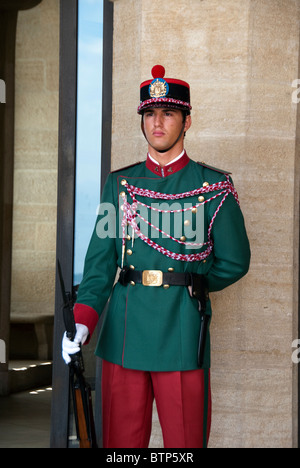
[73,303,99,343]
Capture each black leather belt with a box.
[119,267,192,288]
[118,267,209,305]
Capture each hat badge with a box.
[149,65,169,99]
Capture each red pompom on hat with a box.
[151,65,165,79]
[137,64,192,115]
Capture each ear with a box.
[141,118,147,140]
[184,114,192,133]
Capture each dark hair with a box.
[141,108,189,122]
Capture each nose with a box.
[154,112,163,127]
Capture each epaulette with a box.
[197,161,231,175]
[111,161,143,174]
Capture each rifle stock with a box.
[74,386,93,448]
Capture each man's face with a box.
[142,108,191,154]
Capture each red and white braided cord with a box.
[121,176,238,262]
[125,177,239,205]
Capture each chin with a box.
[150,142,170,153]
[156,147,169,153]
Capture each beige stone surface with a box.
[11,0,59,322]
[111,0,300,448]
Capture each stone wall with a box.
[11,0,59,318]
[110,0,300,448]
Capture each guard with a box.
[62,65,251,448]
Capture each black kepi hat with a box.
[137,65,192,115]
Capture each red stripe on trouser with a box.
[102,360,211,448]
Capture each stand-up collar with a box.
[146,151,190,178]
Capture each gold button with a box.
[120,191,126,198]
[127,249,133,256]
[121,179,127,186]
[192,207,197,214]
[184,220,190,226]
[168,267,174,272]
[203,182,209,187]
[198,196,205,202]
[130,281,136,287]
[126,234,131,241]
[129,265,135,270]
[163,284,170,290]
[180,236,186,242]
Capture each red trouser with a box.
[102,360,211,448]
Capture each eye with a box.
[164,110,174,117]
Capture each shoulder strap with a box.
[110,161,143,174]
[197,161,231,175]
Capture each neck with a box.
[148,143,185,167]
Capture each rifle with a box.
[57,260,97,449]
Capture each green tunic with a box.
[74,156,250,371]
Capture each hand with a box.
[62,323,89,365]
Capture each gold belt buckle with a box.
[142,270,163,287]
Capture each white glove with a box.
[62,323,89,365]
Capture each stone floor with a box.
[0,386,52,448]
